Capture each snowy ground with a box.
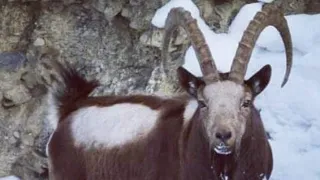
[1,1,319,180]
[153,0,320,179]
[0,176,20,180]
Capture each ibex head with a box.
[163,4,292,155]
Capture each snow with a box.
[0,176,20,180]
[258,0,274,3]
[229,3,320,54]
[152,0,242,74]
[151,0,201,28]
[152,1,320,180]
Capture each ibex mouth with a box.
[214,143,232,155]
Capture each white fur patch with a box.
[183,100,198,124]
[203,81,245,112]
[46,91,59,130]
[71,103,160,148]
[46,133,54,156]
[45,91,59,156]
[202,81,250,148]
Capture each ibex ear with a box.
[177,66,205,98]
[245,65,271,97]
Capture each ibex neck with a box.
[211,152,237,179]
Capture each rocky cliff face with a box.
[0,0,319,179]
[0,1,167,179]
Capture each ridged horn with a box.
[229,3,293,87]
[162,7,220,84]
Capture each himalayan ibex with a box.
[46,3,292,180]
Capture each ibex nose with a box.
[215,130,232,142]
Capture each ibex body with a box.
[46,3,292,180]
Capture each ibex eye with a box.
[242,100,251,107]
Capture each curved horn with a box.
[229,3,293,87]
[162,7,220,84]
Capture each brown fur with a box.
[211,108,273,179]
[217,72,273,179]
[176,66,274,179]
[47,61,273,180]
[48,96,186,180]
[46,60,198,179]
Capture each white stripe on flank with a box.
[71,103,160,148]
